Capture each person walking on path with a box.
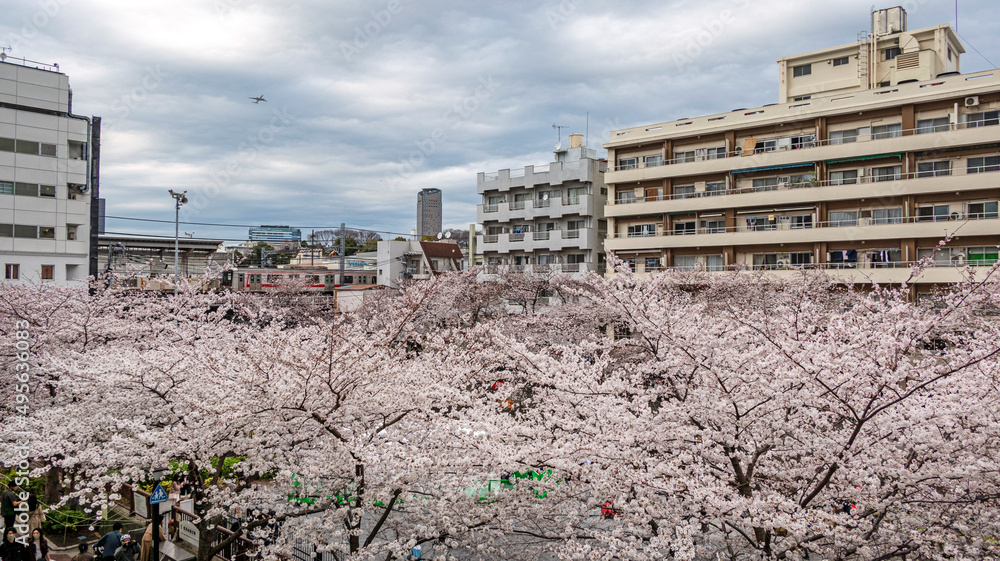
[95,523,123,561]
[0,528,28,561]
[139,522,165,561]
[1,483,23,533]
[25,529,50,561]
[25,495,43,536]
[112,535,138,561]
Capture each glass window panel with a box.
[14,140,39,155]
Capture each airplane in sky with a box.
[249,95,267,104]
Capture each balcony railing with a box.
[510,232,526,242]
[562,229,581,239]
[533,231,551,240]
[533,199,551,208]
[610,165,1000,205]
[648,259,998,273]
[483,235,499,243]
[610,117,1000,172]
[509,201,526,210]
[483,204,498,213]
[608,213,1000,239]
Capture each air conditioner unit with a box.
[67,231,76,240]
[965,96,980,107]
[951,254,966,266]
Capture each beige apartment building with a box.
[603,7,999,293]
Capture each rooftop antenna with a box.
[0,46,10,62]
[552,123,568,150]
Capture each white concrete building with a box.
[1,58,99,284]
[477,134,607,274]
[377,240,463,288]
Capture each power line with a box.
[104,215,424,239]
[955,30,997,69]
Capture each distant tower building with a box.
[417,188,442,238]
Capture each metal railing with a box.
[562,229,581,239]
[610,165,1000,205]
[608,213,1000,239]
[483,204,498,213]
[610,117,1000,172]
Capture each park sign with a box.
[179,521,200,547]
[150,484,168,504]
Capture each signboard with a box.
[150,484,168,504]
[179,521,200,547]
[134,498,147,518]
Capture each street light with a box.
[168,190,188,296]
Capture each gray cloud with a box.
[2,0,995,240]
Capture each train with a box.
[221,267,379,292]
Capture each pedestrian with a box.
[1,483,23,533]
[113,535,138,561]
[25,495,44,536]
[95,523,123,561]
[0,528,28,561]
[25,529,50,561]
[72,543,94,561]
[139,522,165,561]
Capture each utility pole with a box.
[339,222,346,285]
[310,230,315,267]
[168,190,188,297]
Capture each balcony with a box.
[606,119,1000,184]
[620,261,999,285]
[478,194,593,223]
[480,230,596,253]
[606,214,1000,252]
[606,167,1000,217]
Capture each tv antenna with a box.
[552,123,568,150]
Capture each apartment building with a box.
[477,134,607,274]
[1,58,99,284]
[249,225,301,242]
[603,8,999,293]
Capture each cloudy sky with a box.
[3,0,997,242]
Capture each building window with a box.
[916,205,952,222]
[5,264,19,280]
[616,190,636,204]
[966,111,1000,128]
[39,226,55,239]
[917,160,951,178]
[674,184,696,199]
[14,225,37,238]
[948,47,953,61]
[872,165,902,182]
[872,124,902,140]
[644,257,661,272]
[792,64,811,77]
[791,135,816,149]
[967,201,999,220]
[872,208,904,225]
[829,211,859,227]
[705,147,726,160]
[829,129,858,144]
[832,56,850,66]
[0,138,13,152]
[673,221,696,235]
[883,47,901,60]
[0,181,12,195]
[789,214,813,229]
[700,219,726,233]
[829,170,859,185]
[39,185,56,197]
[566,187,585,204]
[705,255,725,271]
[644,154,663,167]
[917,117,950,134]
[752,177,779,192]
[674,256,696,271]
[41,265,54,280]
[968,156,1000,174]
[39,143,57,157]
[967,247,999,266]
[14,140,39,155]
[627,224,657,238]
[754,139,777,153]
[14,182,38,196]
[618,157,638,170]
[0,224,11,237]
[792,95,812,102]
[673,150,696,163]
[705,182,726,196]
